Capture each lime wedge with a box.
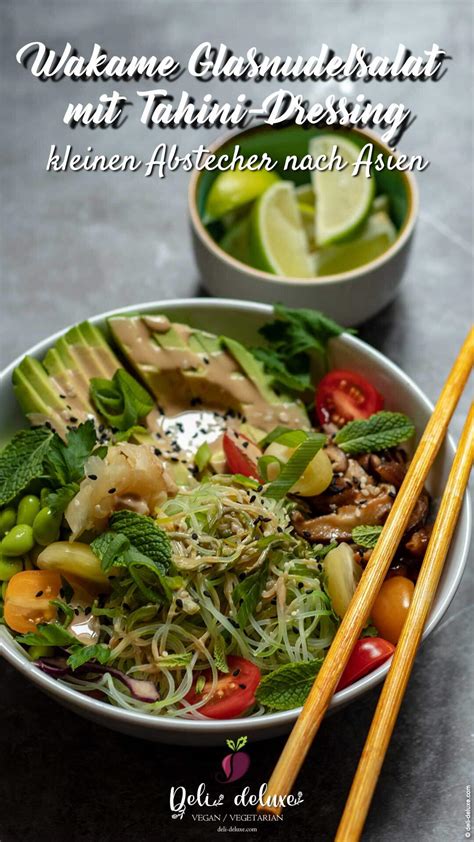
[204,168,280,223]
[315,210,397,276]
[219,215,252,265]
[372,194,390,213]
[295,183,315,206]
[309,135,375,247]
[249,181,314,277]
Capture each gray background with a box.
[1,2,472,841]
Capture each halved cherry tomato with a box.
[4,569,62,633]
[371,576,415,644]
[223,430,261,480]
[185,656,261,719]
[337,637,395,691]
[316,369,384,427]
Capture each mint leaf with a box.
[109,510,171,572]
[90,531,131,571]
[352,525,383,549]
[17,622,76,647]
[67,643,111,671]
[0,427,53,506]
[255,659,323,710]
[264,433,326,500]
[44,420,98,485]
[90,369,153,431]
[233,563,268,628]
[334,412,415,455]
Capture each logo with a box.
[217,736,251,783]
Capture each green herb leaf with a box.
[17,622,76,647]
[109,510,171,572]
[155,652,192,669]
[67,643,111,671]
[361,623,379,638]
[90,369,154,432]
[48,599,74,628]
[232,563,268,628]
[44,420,98,485]
[0,427,54,506]
[213,634,229,673]
[334,412,415,455]
[195,441,212,472]
[264,433,326,500]
[352,525,383,549]
[253,305,349,397]
[45,483,79,516]
[90,531,131,572]
[255,658,323,710]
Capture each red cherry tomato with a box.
[185,656,261,719]
[316,369,384,427]
[223,430,261,480]
[337,637,395,691]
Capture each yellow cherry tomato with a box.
[4,569,62,633]
[371,576,415,644]
[324,542,362,618]
[264,442,333,496]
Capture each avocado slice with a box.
[12,321,124,437]
[108,315,308,429]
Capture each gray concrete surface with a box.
[1,2,473,841]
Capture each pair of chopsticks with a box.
[259,327,474,838]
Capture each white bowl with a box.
[0,299,470,745]
[189,127,419,326]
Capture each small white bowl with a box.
[0,299,470,745]
[189,127,419,326]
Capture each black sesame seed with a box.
[242,441,249,449]
[249,495,256,503]
[84,606,92,616]
[35,590,43,598]
[232,668,240,677]
[69,416,78,423]
[154,448,162,456]
[74,608,80,616]
[238,683,246,690]
[108,487,116,494]
[191,532,198,540]
[203,590,211,597]
[59,394,66,399]
[88,474,98,481]
[176,598,183,608]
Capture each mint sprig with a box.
[255,658,323,710]
[0,427,53,506]
[334,412,415,455]
[352,525,383,549]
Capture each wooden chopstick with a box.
[259,327,474,816]
[336,401,474,841]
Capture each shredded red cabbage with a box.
[36,657,159,703]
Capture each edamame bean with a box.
[16,495,41,527]
[32,507,62,547]
[0,507,16,538]
[0,524,34,556]
[0,555,23,581]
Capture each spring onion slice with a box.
[264,433,327,499]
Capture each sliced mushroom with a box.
[292,491,393,543]
[405,523,433,557]
[406,489,430,532]
[325,444,348,475]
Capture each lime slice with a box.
[219,215,252,265]
[204,168,280,223]
[372,194,390,213]
[295,183,315,205]
[315,210,397,276]
[309,135,375,247]
[250,181,314,277]
[298,202,316,252]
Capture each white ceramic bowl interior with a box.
[0,299,470,745]
[189,127,419,326]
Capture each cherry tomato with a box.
[185,656,261,719]
[371,576,415,644]
[4,569,62,633]
[223,430,261,480]
[337,637,395,691]
[315,369,384,427]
